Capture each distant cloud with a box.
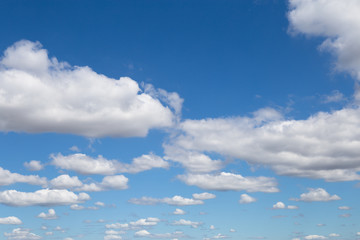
[51,153,169,175]
[0,167,47,187]
[338,206,351,210]
[133,229,185,239]
[173,208,186,215]
[4,228,41,240]
[192,192,216,200]
[106,217,160,230]
[0,40,180,138]
[0,189,90,207]
[321,90,345,103]
[0,217,22,225]
[37,209,58,220]
[239,194,256,204]
[291,188,341,202]
[178,172,279,192]
[23,160,44,171]
[272,201,298,209]
[129,195,204,206]
[304,235,327,240]
[172,219,202,228]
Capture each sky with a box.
[0,0,359,240]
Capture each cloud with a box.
[338,206,351,210]
[272,201,298,209]
[0,40,179,138]
[51,153,168,175]
[329,233,340,237]
[167,106,360,182]
[178,172,279,192]
[239,194,256,204]
[0,217,22,225]
[288,0,360,80]
[304,235,327,240]
[291,188,341,202]
[134,229,185,239]
[4,228,41,240]
[37,209,58,220]
[105,235,123,240]
[192,192,216,200]
[50,175,83,189]
[172,219,202,228]
[321,90,345,103]
[0,167,47,186]
[0,189,90,206]
[173,208,186,215]
[23,160,44,171]
[129,195,204,206]
[106,218,160,230]
[74,175,128,192]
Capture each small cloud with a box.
[322,90,345,103]
[291,188,341,202]
[24,160,44,171]
[69,146,80,152]
[239,194,256,204]
[37,209,58,220]
[338,206,351,210]
[339,213,351,218]
[0,216,22,225]
[173,208,186,215]
[192,192,216,200]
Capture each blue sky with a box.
[0,0,359,240]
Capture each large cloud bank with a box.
[0,40,181,137]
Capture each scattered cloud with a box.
[134,229,185,239]
[173,208,186,215]
[51,153,168,175]
[321,90,345,103]
[0,189,90,206]
[37,209,58,220]
[0,167,47,186]
[304,235,327,240]
[192,192,216,200]
[0,217,22,225]
[129,195,204,206]
[272,201,298,209]
[24,160,44,171]
[239,194,256,204]
[178,172,279,192]
[4,228,41,240]
[291,188,341,202]
[329,233,340,237]
[50,175,83,189]
[338,206,351,210]
[74,175,128,192]
[172,219,202,228]
[0,40,178,137]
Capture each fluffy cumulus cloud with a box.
[239,194,256,204]
[106,217,160,230]
[173,208,186,215]
[178,172,279,192]
[0,217,22,225]
[50,174,83,189]
[0,40,181,137]
[291,188,340,202]
[128,195,204,206]
[0,189,90,206]
[74,175,128,192]
[166,106,360,182]
[51,153,168,175]
[37,208,58,220]
[4,228,41,240]
[288,0,360,79]
[0,167,47,186]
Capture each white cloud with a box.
[0,189,90,206]
[24,160,44,171]
[192,192,216,200]
[172,219,201,228]
[37,209,58,220]
[0,217,22,225]
[106,218,160,231]
[329,233,340,237]
[291,188,341,202]
[173,208,186,215]
[134,230,150,237]
[210,225,215,230]
[167,106,360,182]
[272,201,298,209]
[70,204,85,210]
[178,172,279,192]
[4,228,41,240]
[51,153,168,175]
[338,206,351,210]
[229,229,236,233]
[273,202,286,209]
[239,194,256,204]
[288,0,360,80]
[0,167,47,186]
[105,235,122,240]
[134,229,184,239]
[322,90,345,103]
[129,195,204,206]
[95,201,105,207]
[75,175,128,192]
[69,146,80,152]
[0,40,178,138]
[50,175,83,189]
[304,235,327,240]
